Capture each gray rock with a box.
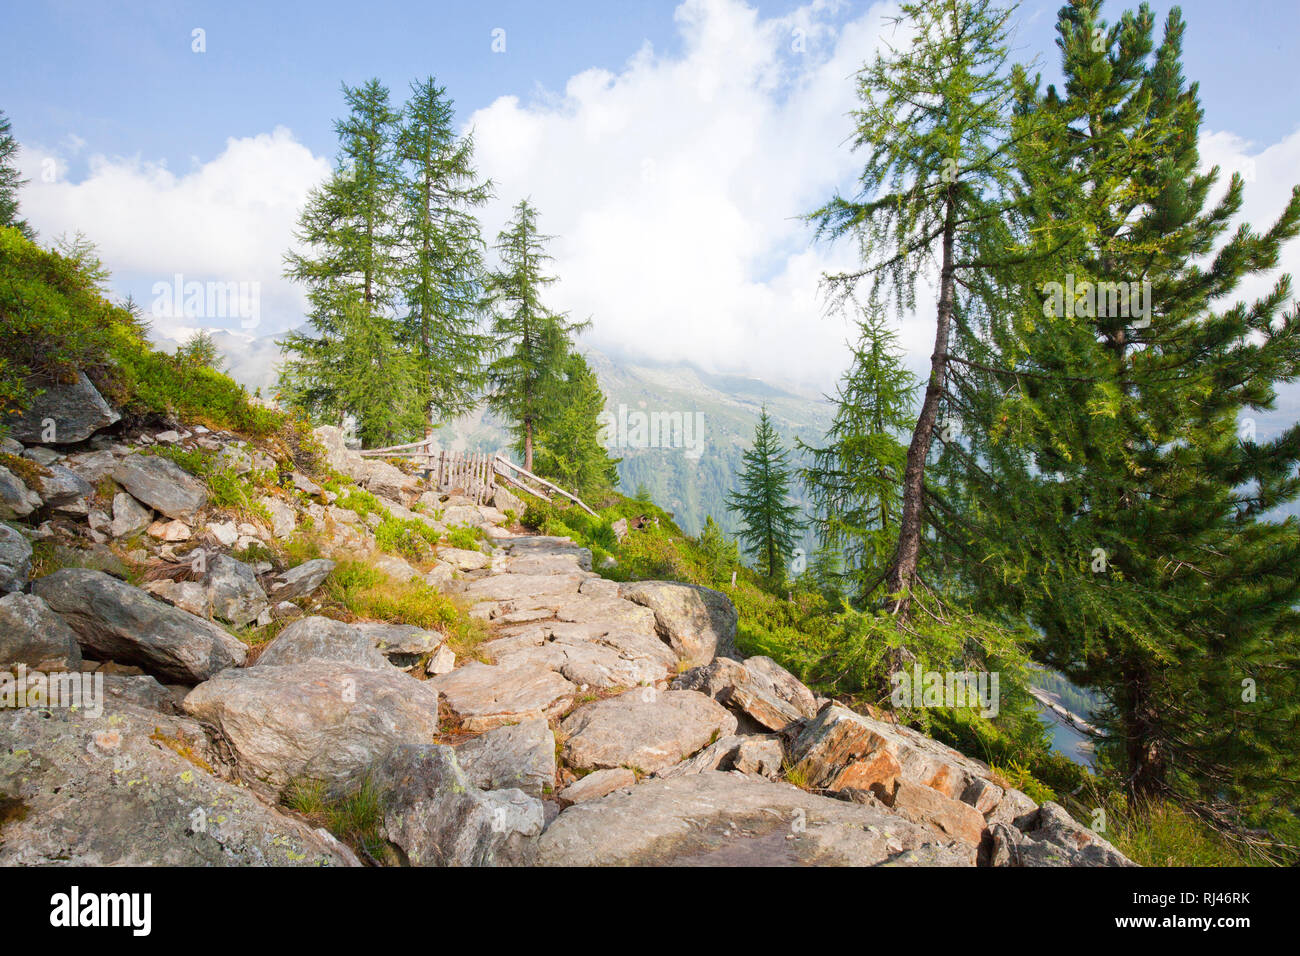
[350,621,443,664]
[0,465,42,519]
[0,702,357,866]
[267,558,336,601]
[743,655,819,717]
[369,744,544,866]
[618,580,738,667]
[990,802,1136,866]
[33,569,247,683]
[426,644,455,675]
[455,718,557,797]
[557,767,637,807]
[672,656,807,731]
[2,370,120,444]
[110,492,153,538]
[538,772,975,866]
[430,660,577,732]
[371,553,420,582]
[182,661,442,797]
[438,546,490,571]
[33,464,94,510]
[259,495,296,538]
[111,454,207,520]
[102,673,182,714]
[0,592,82,669]
[203,554,268,627]
[0,523,33,594]
[142,578,209,617]
[560,689,738,774]
[255,616,391,671]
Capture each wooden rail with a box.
[360,439,596,515]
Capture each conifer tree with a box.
[0,110,32,239]
[807,0,1030,614]
[939,0,1300,826]
[484,199,584,471]
[395,77,493,430]
[279,79,421,445]
[531,349,620,496]
[800,306,917,603]
[727,407,805,582]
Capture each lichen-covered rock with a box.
[0,702,357,866]
[254,616,391,671]
[989,802,1136,867]
[202,554,268,627]
[109,492,153,538]
[182,661,442,797]
[556,767,637,808]
[429,659,577,732]
[33,569,247,682]
[0,465,42,519]
[267,558,336,601]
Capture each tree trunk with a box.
[886,195,958,615]
[524,419,534,472]
[1122,659,1167,799]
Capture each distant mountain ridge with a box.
[152,328,835,545]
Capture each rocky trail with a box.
[0,377,1133,866]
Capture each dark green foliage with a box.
[531,350,620,497]
[726,407,805,582]
[0,110,32,239]
[800,307,916,603]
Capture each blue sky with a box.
[6,0,1300,390]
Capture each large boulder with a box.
[32,569,247,682]
[202,554,268,627]
[255,616,391,671]
[559,689,738,774]
[537,772,975,866]
[618,580,738,667]
[32,464,94,512]
[0,702,357,866]
[368,744,544,866]
[454,718,557,798]
[109,492,153,538]
[111,454,207,521]
[182,661,442,797]
[672,656,810,731]
[873,778,988,848]
[0,523,32,594]
[0,592,82,670]
[2,370,120,445]
[350,621,443,666]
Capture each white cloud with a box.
[18,126,329,341]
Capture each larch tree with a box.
[395,77,493,433]
[727,406,805,583]
[531,349,620,497]
[0,110,32,239]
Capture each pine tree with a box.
[938,0,1300,827]
[806,0,1032,614]
[279,79,422,445]
[697,515,741,587]
[800,306,917,603]
[0,110,32,239]
[484,199,585,471]
[395,77,493,431]
[727,407,805,583]
[531,349,620,496]
[175,329,225,372]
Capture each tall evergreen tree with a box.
[484,199,584,471]
[395,78,493,431]
[938,0,1300,829]
[531,349,620,496]
[0,110,32,239]
[279,79,421,445]
[727,407,805,582]
[800,306,917,603]
[806,0,1031,614]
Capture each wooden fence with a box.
[359,439,595,515]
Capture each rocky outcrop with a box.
[454,718,556,798]
[182,661,442,798]
[33,568,247,682]
[0,523,32,594]
[430,660,577,732]
[0,465,42,519]
[0,702,357,866]
[988,802,1136,867]
[267,558,336,601]
[254,616,392,670]
[3,371,120,445]
[618,580,738,667]
[559,689,738,774]
[203,554,268,627]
